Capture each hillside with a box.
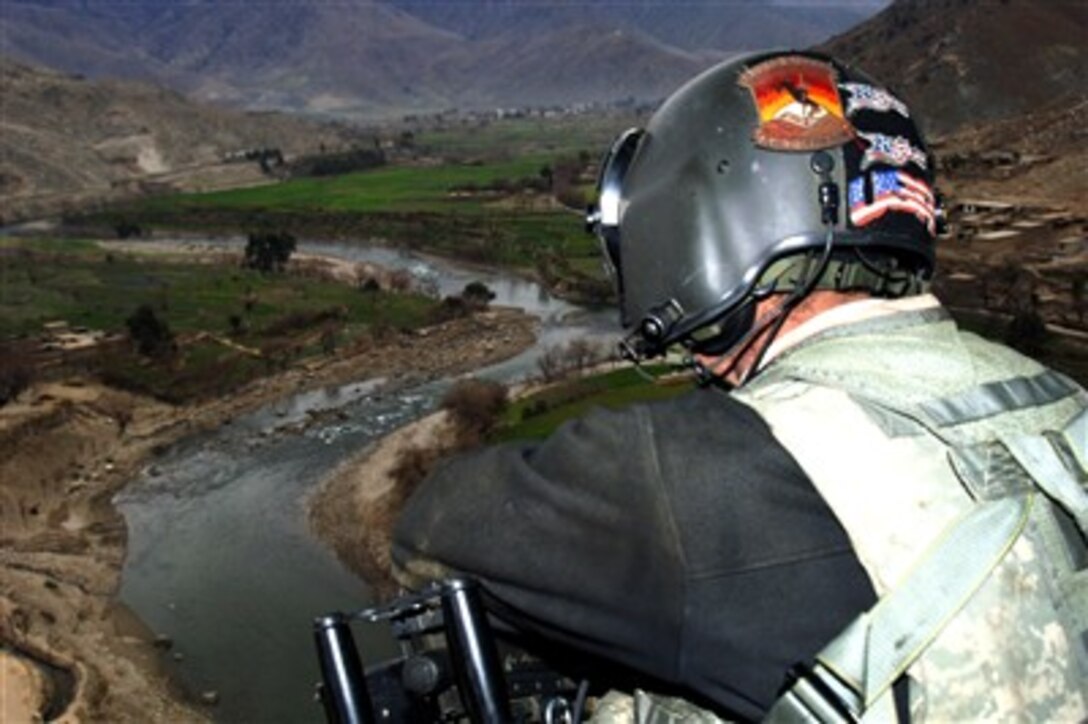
[379,0,882,52]
[0,58,361,222]
[438,25,710,108]
[820,0,1087,214]
[140,2,464,115]
[822,0,1088,135]
[937,99,1088,214]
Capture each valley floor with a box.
[0,303,536,721]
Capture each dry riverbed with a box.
[0,305,536,721]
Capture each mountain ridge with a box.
[2,0,885,116]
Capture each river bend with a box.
[116,240,613,723]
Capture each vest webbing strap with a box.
[914,370,1078,428]
[1066,408,1088,472]
[765,495,1032,723]
[1002,431,1088,535]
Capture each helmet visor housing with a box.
[591,128,645,302]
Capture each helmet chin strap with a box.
[741,223,836,384]
[696,222,837,386]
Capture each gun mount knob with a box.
[402,653,447,696]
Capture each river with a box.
[115,240,615,723]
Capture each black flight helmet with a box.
[588,51,940,360]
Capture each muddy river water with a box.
[115,240,614,723]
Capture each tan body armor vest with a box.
[736,305,1088,722]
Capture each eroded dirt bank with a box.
[0,307,536,722]
[308,410,455,599]
[308,371,560,598]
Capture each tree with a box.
[243,231,296,273]
[126,304,174,358]
[114,220,143,239]
[441,378,508,445]
[462,281,495,308]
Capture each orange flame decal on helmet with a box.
[739,55,855,152]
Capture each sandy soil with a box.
[308,410,456,599]
[1,654,46,722]
[0,305,536,722]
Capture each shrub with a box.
[566,337,603,372]
[126,304,174,358]
[320,328,338,355]
[536,344,566,383]
[114,221,143,239]
[431,295,470,323]
[441,378,508,445]
[388,269,413,292]
[462,281,495,308]
[536,337,609,382]
[228,314,246,336]
[243,231,296,273]
[555,185,588,210]
[261,306,344,337]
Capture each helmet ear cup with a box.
[588,127,645,314]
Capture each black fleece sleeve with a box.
[391,389,875,721]
[392,401,688,673]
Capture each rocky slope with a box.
[822,0,1088,135]
[820,0,1087,214]
[0,58,361,221]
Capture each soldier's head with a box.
[587,51,941,372]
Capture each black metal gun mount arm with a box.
[314,578,585,724]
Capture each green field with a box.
[0,238,433,338]
[111,151,612,303]
[8,118,639,402]
[83,116,641,305]
[493,366,693,441]
[0,237,439,402]
[140,156,557,215]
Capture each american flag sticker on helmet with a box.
[849,170,936,236]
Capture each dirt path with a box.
[0,306,536,722]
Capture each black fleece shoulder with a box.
[392,387,875,721]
